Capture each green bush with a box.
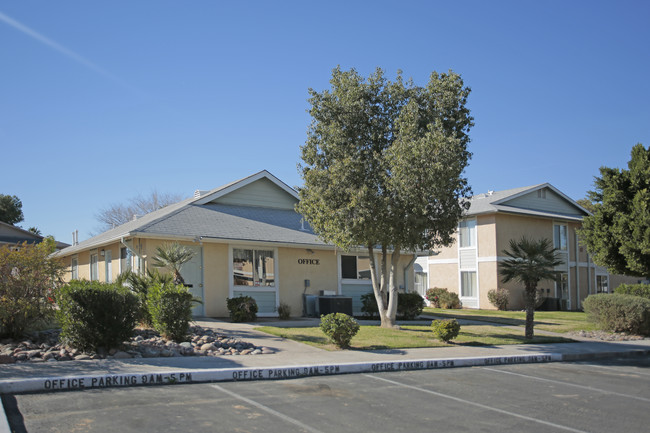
[360,292,425,319]
[319,313,360,348]
[431,319,461,342]
[57,280,138,351]
[426,287,462,309]
[116,269,173,326]
[147,283,195,342]
[583,293,650,335]
[487,288,509,310]
[0,239,64,338]
[425,288,447,308]
[614,284,650,300]
[277,302,291,320]
[226,296,258,322]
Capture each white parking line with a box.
[578,363,650,378]
[483,367,650,403]
[211,384,324,433]
[364,374,589,433]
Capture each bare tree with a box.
[94,190,184,233]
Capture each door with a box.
[180,245,204,316]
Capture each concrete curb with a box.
[0,351,587,395]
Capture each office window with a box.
[233,248,275,286]
[120,247,131,273]
[341,255,371,280]
[596,275,608,293]
[105,250,112,282]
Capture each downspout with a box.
[575,230,580,310]
[403,253,418,293]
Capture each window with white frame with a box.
[341,255,371,280]
[596,275,609,293]
[459,219,476,248]
[71,256,78,280]
[233,248,275,287]
[120,247,131,273]
[554,224,568,251]
[90,253,98,281]
[105,250,112,282]
[460,271,477,298]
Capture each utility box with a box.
[303,294,318,317]
[318,296,353,316]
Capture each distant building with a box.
[415,184,638,310]
[0,221,68,251]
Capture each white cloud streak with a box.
[0,10,142,95]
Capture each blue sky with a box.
[1,1,648,244]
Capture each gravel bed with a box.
[567,330,647,341]
[0,325,273,364]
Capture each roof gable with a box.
[195,171,298,210]
[495,185,586,217]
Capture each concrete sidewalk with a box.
[0,317,649,394]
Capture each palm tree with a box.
[499,237,563,339]
[151,242,196,285]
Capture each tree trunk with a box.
[524,285,536,339]
[368,245,400,329]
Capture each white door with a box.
[180,246,204,316]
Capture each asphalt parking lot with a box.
[4,356,650,433]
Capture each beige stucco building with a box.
[415,184,639,311]
[55,171,417,317]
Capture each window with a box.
[120,247,131,273]
[105,250,112,282]
[537,189,547,199]
[596,275,609,293]
[414,272,428,296]
[554,224,568,251]
[341,255,371,280]
[556,273,568,299]
[459,219,476,248]
[90,253,98,281]
[233,248,275,286]
[460,271,477,298]
[71,257,78,280]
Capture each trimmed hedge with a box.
[226,296,258,322]
[583,293,650,335]
[57,280,138,351]
[360,292,425,320]
[431,319,461,342]
[147,283,195,342]
[614,284,650,300]
[426,287,462,309]
[320,313,359,348]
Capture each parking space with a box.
[4,357,650,433]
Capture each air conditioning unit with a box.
[320,290,336,296]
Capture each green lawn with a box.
[255,325,572,351]
[422,308,599,333]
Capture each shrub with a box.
[57,280,139,351]
[319,313,360,348]
[227,296,258,322]
[614,284,650,300]
[426,287,447,308]
[147,283,195,342]
[0,239,64,338]
[583,293,650,335]
[277,302,291,320]
[487,288,509,310]
[431,319,461,343]
[116,269,173,326]
[360,292,425,319]
[397,292,425,319]
[426,287,462,309]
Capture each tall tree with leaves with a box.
[499,237,562,339]
[297,67,473,328]
[580,144,650,279]
[0,194,24,225]
[151,242,196,285]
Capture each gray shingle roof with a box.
[56,171,323,256]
